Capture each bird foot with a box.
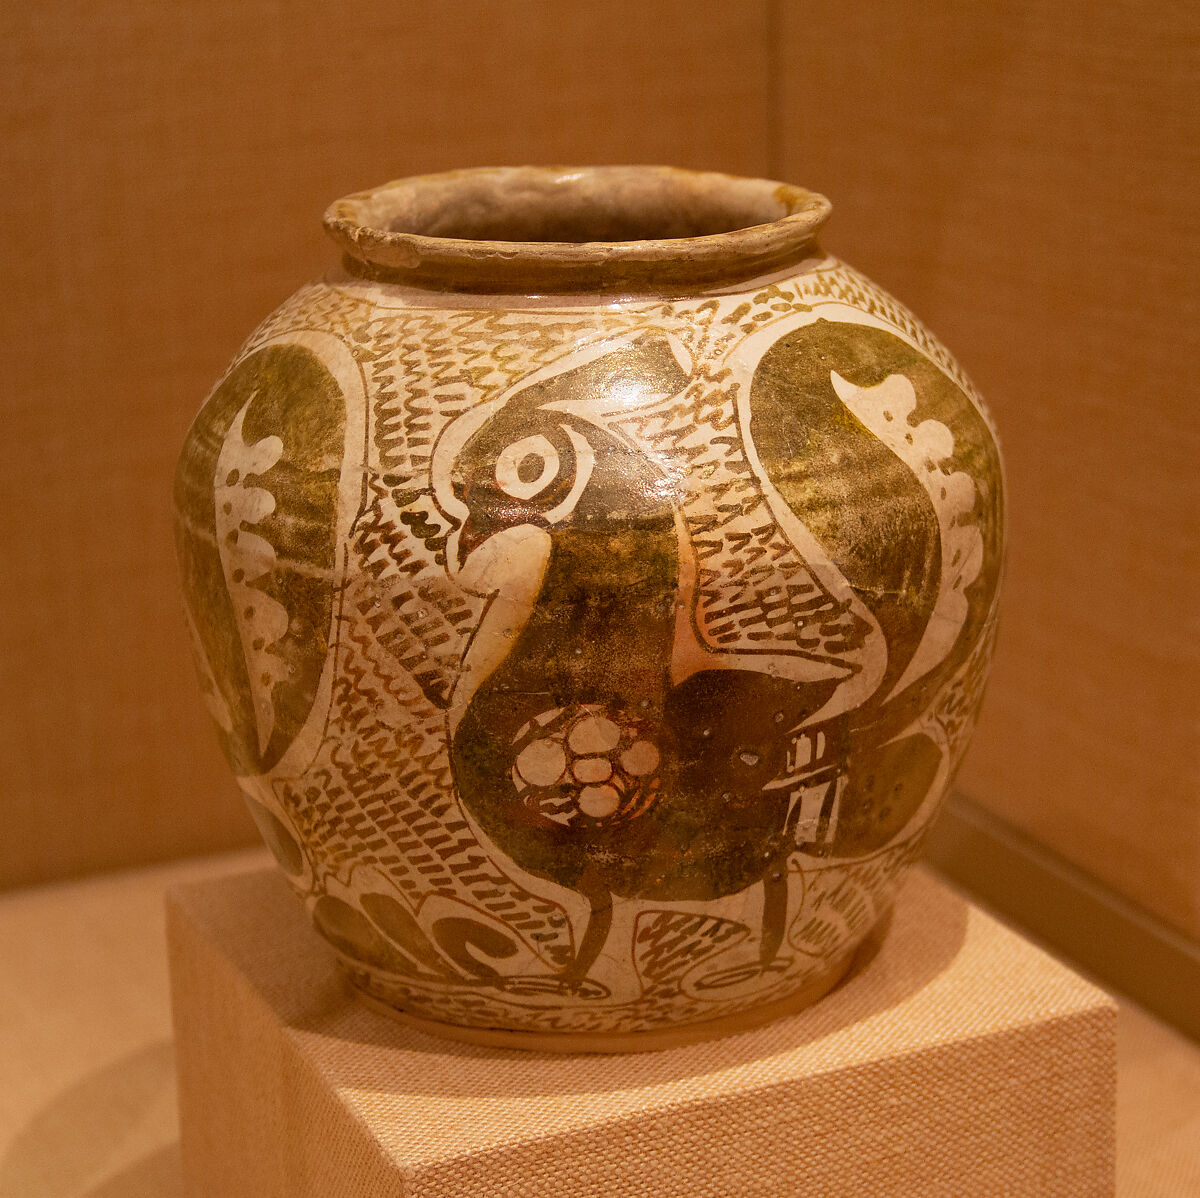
[495,973,610,1000]
[692,956,794,994]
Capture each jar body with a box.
[175,248,1003,1047]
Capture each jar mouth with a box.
[323,166,831,295]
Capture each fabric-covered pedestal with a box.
[167,867,1115,1197]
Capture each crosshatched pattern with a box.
[175,176,1004,1039]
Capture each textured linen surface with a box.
[169,866,1116,1197]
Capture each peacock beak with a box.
[454,510,493,570]
[444,520,554,734]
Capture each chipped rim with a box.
[323,166,831,295]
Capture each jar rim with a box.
[323,166,831,295]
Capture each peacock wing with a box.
[741,317,1002,724]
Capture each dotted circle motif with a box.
[511,704,661,828]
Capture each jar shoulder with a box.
[222,257,994,424]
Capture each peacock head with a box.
[432,334,692,590]
[448,398,597,570]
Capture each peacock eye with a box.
[495,434,561,500]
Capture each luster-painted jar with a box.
[174,167,1004,1051]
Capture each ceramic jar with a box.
[174,167,1004,1050]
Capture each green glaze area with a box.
[359,893,463,981]
[749,318,1003,733]
[174,344,346,775]
[831,732,943,857]
[313,894,406,972]
[244,796,305,877]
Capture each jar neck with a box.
[323,167,831,296]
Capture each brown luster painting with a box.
[174,168,1004,1049]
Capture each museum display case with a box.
[2,4,1196,1194]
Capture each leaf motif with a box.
[214,396,290,755]
[829,371,984,698]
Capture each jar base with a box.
[349,945,863,1054]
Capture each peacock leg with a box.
[564,872,613,984]
[758,860,790,968]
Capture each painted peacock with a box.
[434,325,991,991]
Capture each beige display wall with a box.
[774,1,1199,943]
[0,0,774,889]
[3,1,1196,961]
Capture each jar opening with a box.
[382,170,800,243]
[324,167,831,295]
